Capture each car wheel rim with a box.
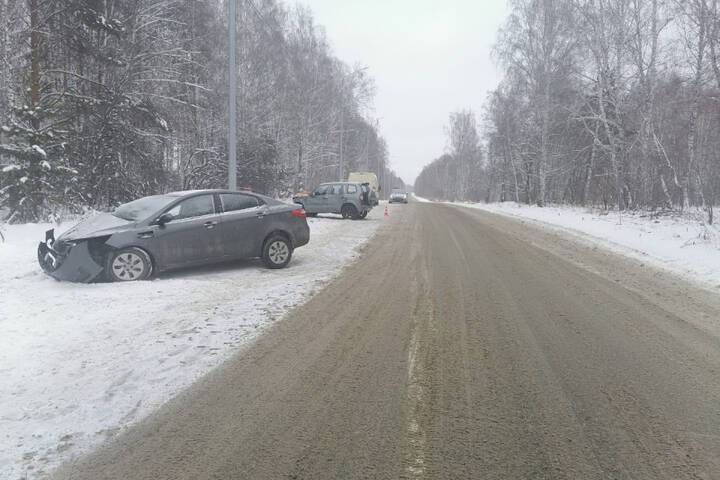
[268,241,289,264]
[112,252,145,280]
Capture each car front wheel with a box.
[107,247,153,282]
[341,204,359,220]
[262,235,293,269]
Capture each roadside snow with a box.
[0,209,386,480]
[454,201,720,290]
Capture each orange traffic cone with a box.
[384,205,389,217]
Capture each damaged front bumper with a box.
[38,229,105,283]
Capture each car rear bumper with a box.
[293,223,310,248]
[293,199,320,215]
[38,229,105,283]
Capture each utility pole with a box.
[339,104,344,181]
[228,0,237,191]
[363,120,370,169]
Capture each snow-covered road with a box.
[0,208,387,479]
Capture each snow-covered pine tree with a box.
[56,0,171,207]
[0,99,79,223]
[0,0,78,223]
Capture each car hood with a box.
[58,212,134,241]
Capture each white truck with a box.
[347,172,380,206]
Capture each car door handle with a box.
[204,221,217,229]
[137,231,154,239]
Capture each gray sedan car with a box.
[38,190,310,282]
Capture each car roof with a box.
[318,182,363,186]
[167,189,210,197]
[167,189,261,197]
[165,189,280,204]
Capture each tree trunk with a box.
[29,0,41,130]
[684,0,707,210]
[537,80,550,207]
[525,160,533,205]
[582,124,600,206]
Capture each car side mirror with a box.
[157,213,174,226]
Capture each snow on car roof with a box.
[166,189,215,196]
[166,189,263,197]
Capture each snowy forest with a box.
[416,0,720,223]
[0,0,404,223]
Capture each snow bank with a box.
[455,202,720,289]
[0,209,387,479]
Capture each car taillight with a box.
[292,208,306,219]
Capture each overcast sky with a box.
[297,0,509,185]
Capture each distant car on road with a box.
[389,191,409,204]
[293,182,373,220]
[38,190,310,283]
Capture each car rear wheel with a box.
[262,235,293,269]
[341,204,358,220]
[359,210,368,219]
[107,247,152,282]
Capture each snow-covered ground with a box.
[453,201,720,290]
[0,209,387,480]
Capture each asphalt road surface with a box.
[54,202,720,480]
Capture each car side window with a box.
[167,195,215,220]
[331,184,342,195]
[314,185,328,196]
[346,184,358,194]
[221,193,260,213]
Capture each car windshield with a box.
[112,195,176,221]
